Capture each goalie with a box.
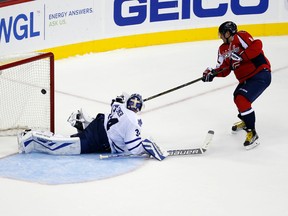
[17,93,166,161]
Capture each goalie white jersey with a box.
[104,102,145,155]
[18,94,149,156]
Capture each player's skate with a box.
[67,109,94,132]
[231,121,246,133]
[17,129,34,153]
[243,129,260,150]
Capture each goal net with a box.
[0,52,54,136]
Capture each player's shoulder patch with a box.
[137,119,142,127]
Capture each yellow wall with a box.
[40,22,288,60]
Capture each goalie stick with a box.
[99,130,214,159]
[167,130,214,156]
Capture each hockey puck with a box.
[41,89,47,94]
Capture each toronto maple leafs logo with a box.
[138,119,142,127]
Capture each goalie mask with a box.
[127,93,143,113]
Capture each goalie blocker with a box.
[142,139,167,161]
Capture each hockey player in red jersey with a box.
[202,21,271,150]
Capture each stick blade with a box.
[201,130,215,151]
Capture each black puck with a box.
[41,89,47,94]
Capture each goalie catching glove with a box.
[111,94,125,106]
[142,139,167,161]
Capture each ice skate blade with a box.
[245,141,260,150]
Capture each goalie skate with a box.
[231,121,246,133]
[67,109,94,132]
[67,110,84,131]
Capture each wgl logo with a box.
[114,0,269,26]
[0,12,40,43]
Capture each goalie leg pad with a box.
[19,130,81,155]
[142,139,167,161]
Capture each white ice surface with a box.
[1,36,288,216]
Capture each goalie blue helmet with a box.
[127,93,143,113]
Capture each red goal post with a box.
[0,52,54,136]
[0,0,34,8]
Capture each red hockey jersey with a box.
[215,31,271,83]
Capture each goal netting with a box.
[0,52,54,136]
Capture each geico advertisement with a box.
[106,0,277,36]
[0,0,287,56]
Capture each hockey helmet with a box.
[127,93,143,113]
[218,21,237,35]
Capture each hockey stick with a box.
[167,130,214,156]
[99,130,214,159]
[99,153,148,159]
[143,68,228,102]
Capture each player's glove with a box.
[202,67,216,82]
[230,51,243,70]
[111,95,125,106]
[142,139,167,161]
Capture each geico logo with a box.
[0,12,40,43]
[114,0,269,26]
